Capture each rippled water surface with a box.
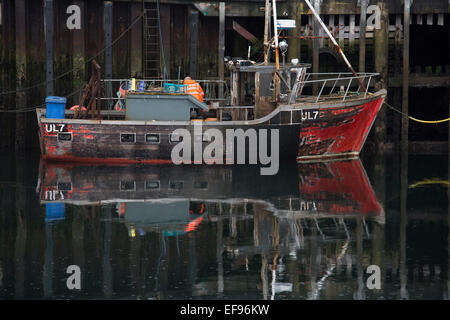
[0,150,448,300]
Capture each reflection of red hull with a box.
[298,159,383,219]
[297,90,385,161]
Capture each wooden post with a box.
[72,211,85,287]
[189,9,199,78]
[15,159,27,299]
[349,14,356,54]
[374,1,388,149]
[328,14,335,49]
[355,217,365,299]
[448,86,450,301]
[287,1,301,63]
[402,0,411,147]
[393,15,403,146]
[312,0,320,95]
[359,0,367,73]
[338,14,345,48]
[218,2,225,101]
[104,1,113,79]
[45,0,54,96]
[15,0,27,152]
[400,142,408,299]
[72,1,85,100]
[160,3,171,78]
[448,88,450,298]
[43,221,53,298]
[102,208,112,298]
[217,206,224,297]
[130,3,143,78]
[372,155,386,297]
[231,69,239,120]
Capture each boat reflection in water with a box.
[37,158,384,299]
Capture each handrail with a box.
[286,72,379,102]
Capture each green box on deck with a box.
[125,92,209,121]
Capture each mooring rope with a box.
[369,93,450,124]
[0,12,144,96]
[408,178,450,189]
[0,86,85,113]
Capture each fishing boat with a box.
[35,0,386,165]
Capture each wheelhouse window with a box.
[145,180,160,190]
[120,180,136,191]
[169,181,183,190]
[58,132,72,142]
[57,182,72,191]
[194,181,208,190]
[146,133,160,144]
[120,133,136,143]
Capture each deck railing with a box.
[284,72,379,103]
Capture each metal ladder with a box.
[143,4,161,79]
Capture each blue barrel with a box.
[46,96,67,119]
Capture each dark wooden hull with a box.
[36,106,301,164]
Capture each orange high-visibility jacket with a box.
[183,79,205,102]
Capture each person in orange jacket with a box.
[183,76,205,102]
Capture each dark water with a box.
[0,150,448,300]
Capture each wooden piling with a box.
[287,1,301,63]
[372,153,386,296]
[159,3,171,78]
[130,3,142,78]
[218,2,225,101]
[373,1,388,149]
[349,14,355,53]
[15,0,27,152]
[102,208,112,298]
[402,0,411,147]
[189,9,199,78]
[359,0,367,73]
[45,0,54,96]
[393,14,403,146]
[72,1,85,99]
[43,220,54,298]
[104,1,113,79]
[400,141,408,299]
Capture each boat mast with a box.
[303,0,366,91]
[263,0,270,65]
[273,0,280,101]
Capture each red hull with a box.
[297,91,385,161]
[298,159,382,219]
